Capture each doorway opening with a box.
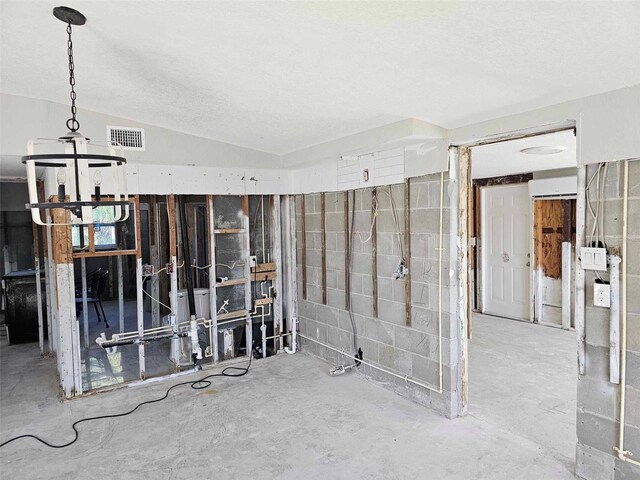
[465,129,579,472]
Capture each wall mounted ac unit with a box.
[528,176,577,197]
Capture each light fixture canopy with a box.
[520,146,566,155]
[23,6,129,226]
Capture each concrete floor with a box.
[469,313,577,469]
[1,332,577,479]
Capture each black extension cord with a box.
[0,356,252,450]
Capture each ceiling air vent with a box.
[107,126,145,151]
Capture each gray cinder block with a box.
[575,443,615,480]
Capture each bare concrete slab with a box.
[1,339,575,479]
[469,313,577,469]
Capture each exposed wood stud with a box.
[371,188,378,318]
[242,196,252,358]
[575,166,587,375]
[88,224,95,253]
[33,220,45,355]
[404,179,411,327]
[51,201,81,397]
[562,199,573,243]
[207,195,219,362]
[321,192,327,305]
[473,173,533,187]
[135,197,145,379]
[344,191,350,311]
[73,249,137,259]
[459,147,471,411]
[251,262,277,273]
[45,211,55,353]
[81,257,89,347]
[301,195,307,300]
[167,194,178,367]
[149,196,160,328]
[117,255,124,333]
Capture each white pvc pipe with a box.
[437,171,444,391]
[284,317,297,354]
[614,160,640,467]
[299,332,441,392]
[561,242,572,330]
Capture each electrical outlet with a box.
[593,282,611,308]
[250,255,257,268]
[580,247,607,271]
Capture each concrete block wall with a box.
[576,160,640,480]
[295,173,461,418]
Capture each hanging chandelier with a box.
[23,6,129,226]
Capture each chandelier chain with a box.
[66,23,79,132]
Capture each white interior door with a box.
[481,184,531,320]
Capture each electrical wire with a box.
[585,162,610,280]
[191,262,244,270]
[346,190,359,355]
[0,356,252,450]
[142,286,173,313]
[377,187,404,259]
[586,163,604,246]
[354,191,378,244]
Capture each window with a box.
[72,206,117,249]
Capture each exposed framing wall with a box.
[575,160,640,480]
[295,172,462,418]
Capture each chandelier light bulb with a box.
[57,167,66,202]
[93,169,102,201]
[57,167,66,186]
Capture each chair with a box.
[76,269,110,329]
[75,267,102,298]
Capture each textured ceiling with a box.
[1,1,639,155]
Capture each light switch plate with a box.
[593,282,611,308]
[580,247,608,271]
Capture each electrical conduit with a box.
[614,160,640,467]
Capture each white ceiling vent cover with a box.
[107,126,145,151]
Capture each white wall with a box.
[286,119,449,193]
[3,85,639,196]
[1,94,292,195]
[449,85,640,166]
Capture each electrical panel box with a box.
[593,282,611,308]
[580,247,608,271]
